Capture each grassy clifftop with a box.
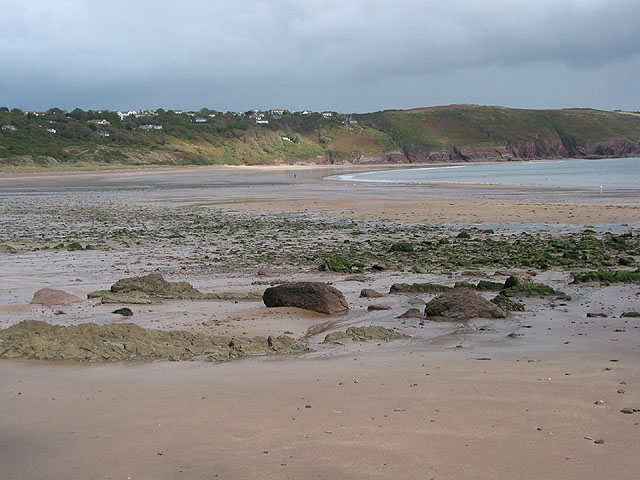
[1,105,639,170]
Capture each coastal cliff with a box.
[2,105,640,169]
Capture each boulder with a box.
[424,288,506,321]
[360,288,384,298]
[31,288,82,306]
[263,282,349,314]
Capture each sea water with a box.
[330,157,640,189]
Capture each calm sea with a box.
[330,157,640,189]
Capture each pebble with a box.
[594,400,606,405]
[594,439,605,444]
[620,408,635,414]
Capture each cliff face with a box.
[346,139,640,165]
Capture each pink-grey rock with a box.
[31,288,82,306]
[424,288,506,321]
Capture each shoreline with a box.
[1,163,639,479]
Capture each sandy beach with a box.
[1,164,639,479]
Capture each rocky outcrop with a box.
[31,288,83,306]
[323,326,409,343]
[0,320,308,362]
[263,282,349,314]
[110,273,200,298]
[424,288,506,321]
[90,274,262,304]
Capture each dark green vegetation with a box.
[572,269,640,284]
[2,105,640,169]
[2,195,639,273]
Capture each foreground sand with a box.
[1,164,639,479]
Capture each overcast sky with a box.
[2,0,639,113]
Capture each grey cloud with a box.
[1,0,639,111]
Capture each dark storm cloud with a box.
[2,0,639,111]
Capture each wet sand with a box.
[1,164,639,479]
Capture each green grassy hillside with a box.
[1,105,639,170]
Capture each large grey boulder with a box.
[263,282,349,314]
[424,288,506,321]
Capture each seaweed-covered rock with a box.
[501,275,557,296]
[263,282,349,314]
[424,288,506,321]
[0,320,308,362]
[389,283,450,294]
[323,326,409,343]
[572,270,640,284]
[31,288,83,306]
[491,294,525,312]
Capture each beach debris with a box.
[594,400,606,405]
[424,288,506,321]
[367,304,391,311]
[587,312,608,318]
[112,307,133,316]
[263,282,349,314]
[360,288,384,298]
[323,326,409,343]
[0,320,309,362]
[594,439,605,444]
[30,288,83,306]
[620,408,637,414]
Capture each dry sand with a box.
[1,164,639,479]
